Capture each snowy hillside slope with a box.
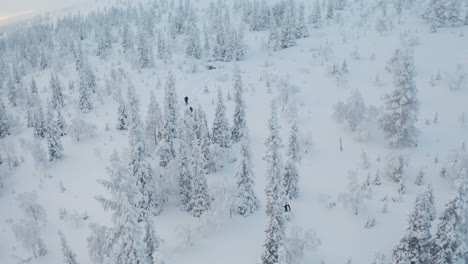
[0,0,468,264]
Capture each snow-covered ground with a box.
[1,0,467,263]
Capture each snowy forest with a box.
[0,0,467,263]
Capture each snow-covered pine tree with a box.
[212,88,231,148]
[0,100,10,139]
[392,187,435,264]
[431,177,468,264]
[231,65,247,143]
[415,169,424,185]
[145,90,163,148]
[46,102,64,161]
[190,134,211,217]
[284,121,300,200]
[58,230,79,264]
[127,85,164,218]
[117,95,129,131]
[50,73,64,109]
[234,131,260,216]
[380,48,419,147]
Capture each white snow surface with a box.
[1,0,468,263]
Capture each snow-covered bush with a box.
[87,223,109,263]
[440,144,468,184]
[333,90,372,141]
[286,225,321,264]
[447,64,466,91]
[339,170,372,215]
[12,219,47,258]
[382,152,408,183]
[68,118,97,141]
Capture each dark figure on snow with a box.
[189,107,193,113]
[184,96,189,105]
[284,203,291,212]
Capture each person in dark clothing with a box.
[284,203,291,212]
[189,107,193,113]
[184,96,189,105]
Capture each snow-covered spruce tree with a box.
[190,134,211,217]
[310,0,322,28]
[178,138,192,212]
[145,90,163,148]
[50,73,64,109]
[116,95,129,131]
[185,21,202,59]
[137,26,154,69]
[295,3,309,39]
[427,0,446,32]
[194,105,215,174]
[7,79,17,107]
[212,88,231,148]
[280,3,296,49]
[326,0,334,20]
[268,21,281,51]
[78,68,93,113]
[163,71,179,137]
[143,219,162,263]
[33,98,47,139]
[234,26,246,61]
[231,65,247,143]
[0,100,10,139]
[127,85,164,218]
[392,187,435,264]
[96,153,154,264]
[284,121,300,200]
[446,0,463,27]
[372,252,388,264]
[159,72,179,168]
[431,177,468,264]
[379,48,419,147]
[234,131,260,216]
[26,78,38,127]
[56,108,67,137]
[58,230,79,264]
[46,102,64,161]
[261,102,287,264]
[122,23,135,58]
[264,101,285,218]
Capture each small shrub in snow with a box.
[447,64,466,91]
[382,152,408,183]
[333,90,372,141]
[68,118,97,141]
[286,226,321,264]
